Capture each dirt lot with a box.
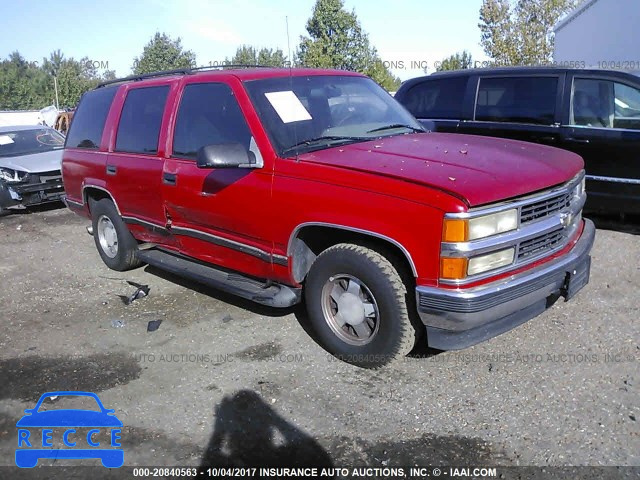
[0,205,638,477]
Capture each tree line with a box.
[0,0,578,110]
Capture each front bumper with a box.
[416,218,595,350]
[0,173,65,209]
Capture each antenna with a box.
[286,16,292,70]
[286,16,299,162]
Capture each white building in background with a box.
[554,0,640,73]
[0,110,41,127]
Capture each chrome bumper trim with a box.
[416,219,595,348]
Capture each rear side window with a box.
[173,83,252,158]
[65,87,118,149]
[400,77,467,119]
[475,76,558,125]
[115,86,169,154]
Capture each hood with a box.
[301,133,584,207]
[0,149,63,173]
[16,410,122,427]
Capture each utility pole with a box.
[53,75,59,110]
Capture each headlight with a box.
[442,209,518,242]
[0,167,27,183]
[467,248,515,276]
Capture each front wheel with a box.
[90,198,141,271]
[304,243,420,368]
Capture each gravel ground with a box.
[0,205,638,478]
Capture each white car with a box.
[0,125,65,216]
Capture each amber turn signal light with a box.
[440,257,468,280]
[442,218,468,242]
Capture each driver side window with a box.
[173,83,254,159]
[571,78,640,130]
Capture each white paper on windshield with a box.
[265,91,312,123]
[0,135,14,145]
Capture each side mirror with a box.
[196,143,256,169]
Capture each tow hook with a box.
[86,225,94,236]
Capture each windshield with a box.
[0,128,65,157]
[244,75,423,156]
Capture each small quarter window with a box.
[401,77,467,119]
[65,87,118,149]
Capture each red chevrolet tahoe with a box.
[62,67,594,367]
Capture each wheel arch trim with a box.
[286,222,418,278]
[81,184,122,215]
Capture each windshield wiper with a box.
[281,135,368,156]
[366,124,425,134]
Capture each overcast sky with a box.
[0,0,489,81]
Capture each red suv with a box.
[62,67,594,367]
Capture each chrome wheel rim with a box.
[321,274,380,346]
[97,215,118,258]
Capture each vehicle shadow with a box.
[1,201,66,217]
[587,212,640,235]
[143,265,295,318]
[199,390,333,468]
[144,264,443,361]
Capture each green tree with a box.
[297,0,400,90]
[55,59,101,108]
[0,51,52,109]
[227,45,287,67]
[0,50,115,110]
[132,32,196,74]
[435,50,473,72]
[479,0,578,65]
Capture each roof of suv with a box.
[97,67,364,89]
[398,66,640,89]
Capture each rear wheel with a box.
[90,198,141,271]
[305,243,419,368]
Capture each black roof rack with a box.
[97,64,284,88]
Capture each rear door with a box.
[161,78,275,280]
[559,73,640,214]
[458,74,565,146]
[106,83,176,244]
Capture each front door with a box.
[161,80,274,280]
[559,74,640,214]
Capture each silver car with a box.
[0,125,65,216]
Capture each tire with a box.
[90,198,141,271]
[304,243,420,368]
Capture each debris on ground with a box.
[147,319,162,332]
[222,314,233,323]
[120,281,150,305]
[111,319,125,328]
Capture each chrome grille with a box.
[517,227,565,260]
[520,191,572,224]
[440,171,586,286]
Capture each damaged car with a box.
[0,125,66,216]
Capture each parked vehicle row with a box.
[61,67,593,367]
[395,67,640,216]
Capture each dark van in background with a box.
[395,68,640,216]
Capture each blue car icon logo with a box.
[16,391,123,468]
